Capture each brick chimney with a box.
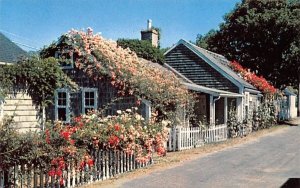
[141,19,159,48]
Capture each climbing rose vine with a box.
[41,28,194,118]
[229,61,276,95]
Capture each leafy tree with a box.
[198,0,300,114]
[117,39,165,64]
[196,29,217,49]
[0,57,75,107]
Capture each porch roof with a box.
[183,82,243,97]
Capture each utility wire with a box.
[12,41,39,50]
[0,29,40,50]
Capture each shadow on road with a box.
[281,178,300,188]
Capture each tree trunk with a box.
[298,74,300,117]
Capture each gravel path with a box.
[121,126,300,188]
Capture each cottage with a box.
[278,88,297,120]
[164,39,262,126]
[0,33,40,131]
[41,29,189,123]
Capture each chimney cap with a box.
[147,19,152,30]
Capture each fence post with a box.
[172,126,177,152]
[177,126,182,151]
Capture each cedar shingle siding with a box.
[165,44,239,93]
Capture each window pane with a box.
[89,99,94,106]
[85,98,90,106]
[89,92,94,98]
[58,92,67,106]
[58,92,66,99]
[58,98,66,106]
[58,108,66,121]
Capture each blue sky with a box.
[0,0,240,51]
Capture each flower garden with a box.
[0,109,169,186]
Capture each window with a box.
[55,89,70,122]
[82,88,98,114]
[55,50,74,69]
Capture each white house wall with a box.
[2,92,40,132]
[290,95,297,118]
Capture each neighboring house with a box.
[0,33,40,131]
[278,88,297,120]
[164,39,262,126]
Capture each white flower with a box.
[135,114,142,120]
[126,109,132,113]
[116,110,122,115]
[161,120,170,126]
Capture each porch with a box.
[184,82,244,126]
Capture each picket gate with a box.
[168,124,228,151]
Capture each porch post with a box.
[210,95,214,125]
[224,97,228,125]
[236,97,243,121]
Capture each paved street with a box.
[121,126,300,188]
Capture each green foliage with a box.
[0,56,76,107]
[227,108,243,138]
[117,39,165,64]
[198,0,300,89]
[195,29,217,49]
[252,101,277,131]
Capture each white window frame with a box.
[81,88,98,114]
[55,51,74,69]
[55,88,70,122]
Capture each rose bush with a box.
[230,60,277,95]
[0,108,169,185]
[40,28,195,120]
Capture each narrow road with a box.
[121,126,300,188]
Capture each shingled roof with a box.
[164,39,259,94]
[0,32,27,63]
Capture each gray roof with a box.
[183,82,243,97]
[139,58,243,98]
[0,32,27,63]
[165,39,258,92]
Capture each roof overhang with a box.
[183,82,243,98]
[244,87,261,95]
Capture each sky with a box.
[0,0,240,51]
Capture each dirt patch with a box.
[82,125,288,188]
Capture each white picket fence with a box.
[0,150,151,188]
[167,124,228,151]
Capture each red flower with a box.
[58,160,65,169]
[60,131,71,140]
[108,135,120,147]
[87,159,94,167]
[114,123,120,131]
[69,139,75,145]
[48,169,55,176]
[56,169,63,176]
[229,61,276,95]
